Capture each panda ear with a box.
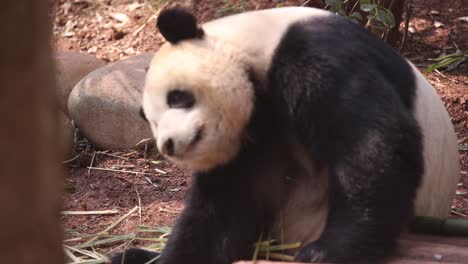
[157,8,204,44]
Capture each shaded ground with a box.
[54,0,467,257]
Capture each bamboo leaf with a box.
[350,12,363,21]
[375,7,395,27]
[325,0,343,7]
[360,0,373,5]
[78,233,136,248]
[259,242,302,252]
[361,4,376,12]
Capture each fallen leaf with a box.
[88,46,98,53]
[62,31,75,37]
[109,12,131,23]
[434,21,444,28]
[127,3,144,12]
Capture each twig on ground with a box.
[63,154,81,164]
[80,206,139,248]
[61,210,119,216]
[451,209,467,217]
[135,187,142,225]
[88,150,97,175]
[111,165,136,169]
[434,69,462,84]
[64,247,82,263]
[154,168,167,174]
[159,208,179,214]
[97,151,129,160]
[133,13,157,37]
[122,151,138,157]
[87,166,165,176]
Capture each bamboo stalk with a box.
[410,216,468,237]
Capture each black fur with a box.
[156,8,204,44]
[268,15,422,263]
[112,10,423,264]
[110,248,160,263]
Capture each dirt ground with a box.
[53,0,468,255]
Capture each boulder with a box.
[55,50,107,116]
[68,53,154,150]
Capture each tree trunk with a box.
[0,1,64,264]
[381,0,407,46]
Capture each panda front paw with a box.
[294,242,328,263]
[109,248,160,264]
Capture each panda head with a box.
[142,8,256,172]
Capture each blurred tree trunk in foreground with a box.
[0,1,64,264]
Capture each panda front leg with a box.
[110,201,217,264]
[295,133,422,263]
[111,174,268,264]
[156,184,268,264]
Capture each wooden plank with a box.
[402,233,468,247]
[234,236,468,264]
[398,239,468,263]
[235,259,464,264]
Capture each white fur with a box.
[143,40,255,171]
[409,63,461,218]
[143,7,331,171]
[202,7,332,81]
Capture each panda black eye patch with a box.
[167,90,195,109]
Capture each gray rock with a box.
[68,53,154,150]
[55,51,107,116]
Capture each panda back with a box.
[409,63,460,218]
[201,7,332,80]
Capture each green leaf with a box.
[360,0,373,5]
[375,7,395,27]
[350,12,363,21]
[367,14,375,20]
[360,4,376,12]
[337,8,347,16]
[325,0,343,6]
[425,57,462,73]
[446,57,466,71]
[429,51,468,62]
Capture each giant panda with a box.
[112,6,460,264]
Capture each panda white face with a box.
[142,39,255,172]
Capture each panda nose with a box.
[162,138,175,156]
